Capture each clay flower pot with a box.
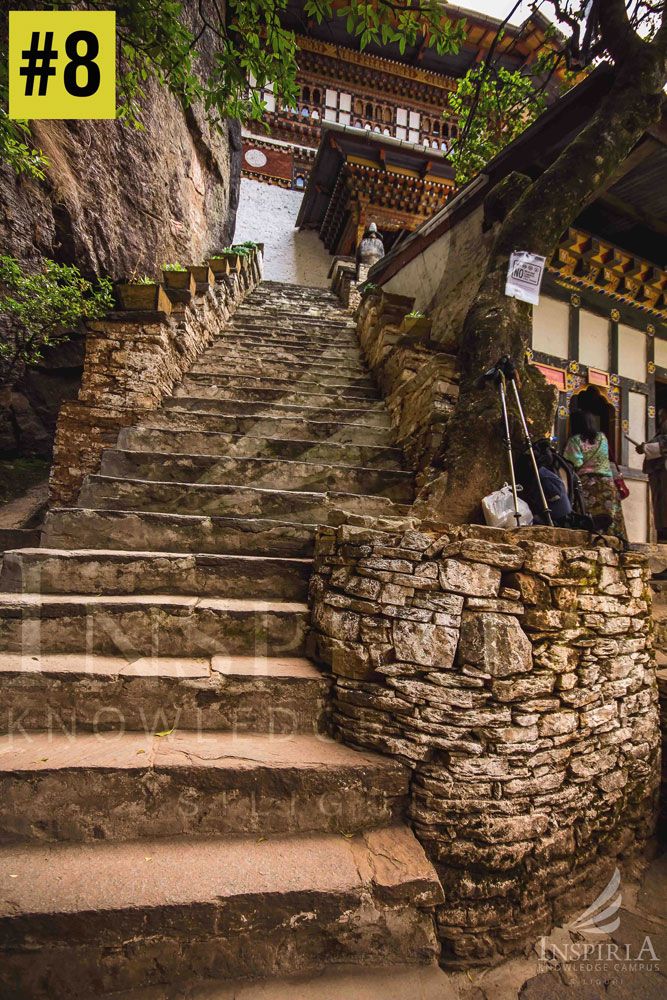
[162,269,195,294]
[207,257,231,279]
[191,265,214,291]
[400,315,431,337]
[116,282,171,313]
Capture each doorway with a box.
[569,385,619,461]
[656,379,667,423]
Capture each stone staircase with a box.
[0,281,445,998]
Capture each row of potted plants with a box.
[115,242,261,312]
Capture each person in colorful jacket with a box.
[563,410,627,543]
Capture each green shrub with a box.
[0,256,113,387]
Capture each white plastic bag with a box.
[482,483,533,529]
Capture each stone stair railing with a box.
[49,246,263,506]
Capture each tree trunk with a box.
[431,44,666,525]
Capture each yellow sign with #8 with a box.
[8,10,116,120]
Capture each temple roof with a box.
[295,124,455,238]
[282,2,561,80]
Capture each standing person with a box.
[563,410,628,543]
[635,406,667,543]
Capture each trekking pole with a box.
[480,361,522,528]
[500,356,554,527]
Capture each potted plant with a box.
[207,255,231,279]
[400,310,431,337]
[161,263,195,294]
[116,276,171,313]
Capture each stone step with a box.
[118,427,404,470]
[78,476,407,522]
[0,594,308,658]
[229,318,357,334]
[0,827,441,997]
[180,373,380,399]
[184,369,376,392]
[79,476,331,525]
[652,603,667,649]
[0,528,42,553]
[44,509,317,558]
[208,337,363,360]
[106,964,451,1000]
[0,653,327,735]
[98,451,413,502]
[0,548,311,600]
[0,730,407,842]
[163,397,390,426]
[190,356,370,379]
[238,297,347,312]
[172,384,381,408]
[132,410,394,447]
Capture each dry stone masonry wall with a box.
[353,288,458,493]
[49,249,262,506]
[310,518,660,966]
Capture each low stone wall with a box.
[309,518,660,967]
[49,249,262,506]
[354,289,458,490]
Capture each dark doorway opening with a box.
[569,385,619,461]
[656,379,667,419]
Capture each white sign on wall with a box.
[505,251,546,305]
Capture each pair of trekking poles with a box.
[480,355,554,529]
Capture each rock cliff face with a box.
[1,82,241,280]
[0,37,242,457]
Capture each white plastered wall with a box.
[234,178,332,287]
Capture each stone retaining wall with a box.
[354,289,458,492]
[309,518,660,966]
[49,249,262,506]
[659,668,667,839]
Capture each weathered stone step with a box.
[652,603,667,649]
[227,327,356,345]
[0,548,311,600]
[132,410,394,446]
[79,476,374,525]
[107,964,451,1000]
[180,372,380,399]
[163,396,390,426]
[44,508,317,558]
[98,451,413,501]
[185,369,376,392]
[240,300,345,312]
[0,827,441,997]
[173,384,380,409]
[190,356,370,379]
[208,337,363,360]
[0,730,407,842]
[79,476,409,521]
[0,653,327,735]
[229,318,356,340]
[0,594,308,658]
[118,427,405,470]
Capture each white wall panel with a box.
[579,311,610,371]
